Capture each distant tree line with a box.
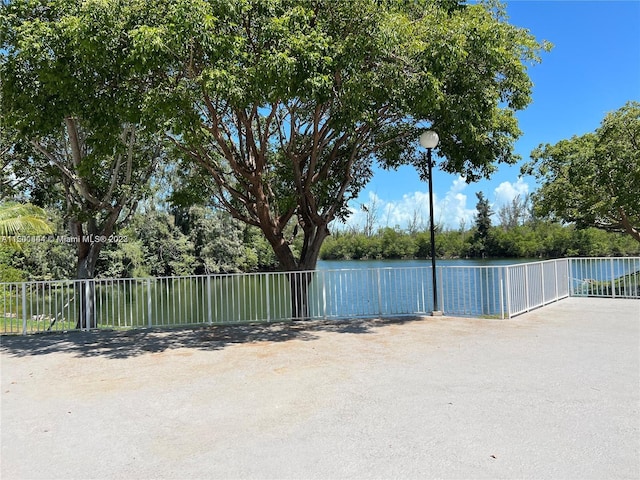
[320,223,640,261]
[1,192,638,282]
[320,192,640,261]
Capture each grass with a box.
[1,315,77,334]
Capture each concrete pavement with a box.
[1,297,639,479]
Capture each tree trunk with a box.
[260,221,329,320]
[286,224,329,320]
[75,243,101,329]
[69,209,121,329]
[619,208,640,243]
[71,217,105,329]
[287,270,315,319]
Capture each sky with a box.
[341,0,640,232]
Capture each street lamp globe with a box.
[419,130,439,149]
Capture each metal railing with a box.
[504,259,571,317]
[569,257,640,299]
[2,257,637,334]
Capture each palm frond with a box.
[0,203,53,248]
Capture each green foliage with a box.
[97,231,148,279]
[141,0,548,271]
[434,230,470,258]
[526,101,640,243]
[1,0,169,280]
[243,226,280,271]
[182,205,248,274]
[102,210,195,278]
[93,207,282,278]
[379,227,416,259]
[0,263,25,282]
[0,123,38,200]
[0,202,52,241]
[320,221,640,261]
[1,0,550,276]
[469,192,493,257]
[3,208,75,281]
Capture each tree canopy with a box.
[526,101,640,243]
[144,0,548,273]
[1,0,551,302]
[1,0,168,282]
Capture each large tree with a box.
[149,0,546,316]
[526,101,640,243]
[1,0,169,326]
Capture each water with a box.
[318,258,538,270]
[316,258,536,318]
[4,258,637,334]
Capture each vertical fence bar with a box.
[540,264,545,305]
[147,279,152,328]
[5,258,637,336]
[610,258,616,299]
[322,271,327,320]
[207,276,212,326]
[21,283,27,335]
[499,273,504,320]
[504,266,512,319]
[377,270,382,316]
[438,267,444,315]
[266,274,271,323]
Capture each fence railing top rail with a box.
[2,257,638,288]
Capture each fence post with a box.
[553,260,558,302]
[499,270,504,320]
[438,267,444,315]
[266,274,271,323]
[22,283,27,335]
[504,266,512,319]
[207,276,212,326]
[84,280,90,331]
[541,262,546,305]
[147,279,153,328]
[568,258,574,297]
[610,258,616,299]
[322,271,327,320]
[524,264,530,312]
[377,269,382,316]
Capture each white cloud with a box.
[437,176,476,230]
[449,175,468,194]
[341,176,477,232]
[493,178,529,207]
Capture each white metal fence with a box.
[504,259,571,317]
[1,257,638,334]
[569,257,640,298]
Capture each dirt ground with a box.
[1,297,639,480]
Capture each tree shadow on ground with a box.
[0,316,424,360]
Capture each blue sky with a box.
[343,0,640,231]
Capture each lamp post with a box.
[419,130,442,316]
